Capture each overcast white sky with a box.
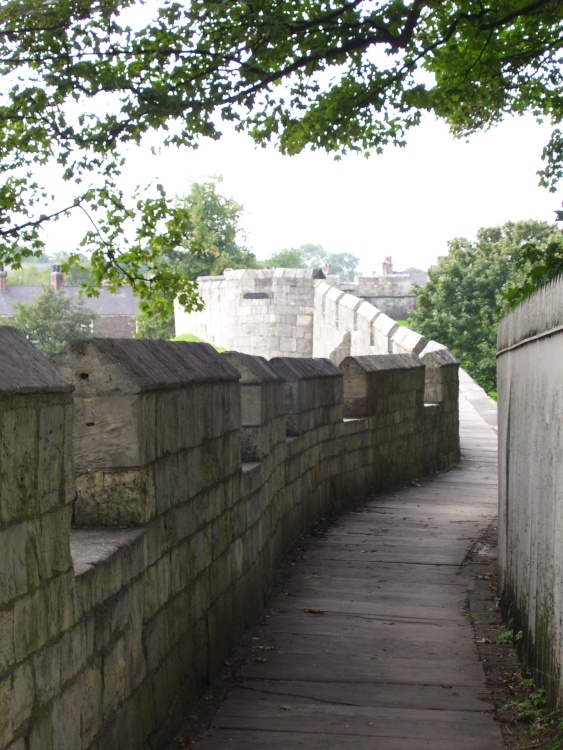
[47,112,560,275]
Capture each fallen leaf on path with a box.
[176,737,195,747]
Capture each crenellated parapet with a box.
[0,326,459,750]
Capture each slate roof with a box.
[0,286,139,317]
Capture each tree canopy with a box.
[262,248,308,269]
[410,220,562,394]
[134,177,258,337]
[1,0,562,307]
[166,178,258,278]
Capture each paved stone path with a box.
[177,391,501,749]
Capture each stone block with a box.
[81,665,103,747]
[27,709,54,750]
[51,681,82,750]
[75,466,156,527]
[13,588,49,662]
[102,636,126,719]
[0,522,28,606]
[38,403,69,513]
[11,661,33,734]
[340,354,424,418]
[0,406,39,524]
[389,325,428,355]
[144,608,170,673]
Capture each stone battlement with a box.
[175,268,427,362]
[0,326,458,750]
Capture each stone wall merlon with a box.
[55,339,240,395]
[339,293,363,312]
[389,326,428,355]
[313,281,332,297]
[269,356,342,380]
[420,347,458,367]
[340,354,425,418]
[222,351,282,384]
[326,286,345,303]
[357,301,381,324]
[0,327,73,395]
[497,276,563,352]
[344,353,423,373]
[372,313,399,337]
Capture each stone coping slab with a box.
[70,528,144,576]
[0,326,73,395]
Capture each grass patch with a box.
[499,679,563,749]
[171,333,226,352]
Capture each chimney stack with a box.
[381,256,393,276]
[0,265,7,293]
[51,264,64,291]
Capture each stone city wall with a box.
[311,281,428,363]
[175,270,427,363]
[351,274,423,320]
[1,326,459,750]
[497,276,563,705]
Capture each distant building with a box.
[341,257,428,320]
[0,265,139,337]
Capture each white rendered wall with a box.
[497,277,563,702]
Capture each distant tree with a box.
[13,287,96,359]
[299,244,328,270]
[401,267,426,274]
[135,177,259,338]
[166,177,258,278]
[298,244,359,280]
[262,248,306,269]
[503,212,563,308]
[134,311,175,340]
[410,221,561,394]
[10,265,50,286]
[22,252,52,264]
[326,252,360,281]
[2,0,562,312]
[54,253,94,286]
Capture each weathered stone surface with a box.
[0,327,72,396]
[340,354,424,419]
[497,276,563,703]
[0,312,461,750]
[55,339,239,395]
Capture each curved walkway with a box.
[171,383,501,749]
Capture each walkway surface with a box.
[175,389,501,749]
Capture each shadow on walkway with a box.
[169,387,501,749]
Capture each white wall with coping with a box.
[497,276,563,705]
